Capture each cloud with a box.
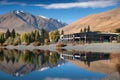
[44,77,71,80]
[0,0,118,9]
[33,0,118,9]
[0,1,26,6]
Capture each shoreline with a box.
[1,43,120,53]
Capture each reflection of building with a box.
[60,31,118,43]
[60,51,110,67]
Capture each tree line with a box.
[0,28,60,46]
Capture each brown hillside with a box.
[59,7,120,34]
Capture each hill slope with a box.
[0,10,66,33]
[59,7,120,34]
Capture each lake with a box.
[0,49,119,80]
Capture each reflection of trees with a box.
[49,52,60,65]
[4,49,20,64]
[20,50,38,64]
[0,49,4,63]
[0,49,60,67]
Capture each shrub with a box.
[56,43,67,47]
[44,39,49,45]
[33,41,41,46]
[21,42,29,45]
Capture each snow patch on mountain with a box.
[39,15,49,19]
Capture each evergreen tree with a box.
[80,29,83,33]
[11,29,15,38]
[116,28,120,33]
[84,27,86,32]
[88,25,90,32]
[61,30,64,35]
[41,28,49,43]
[41,28,45,39]
[35,30,40,41]
[117,34,120,43]
[5,29,11,39]
[0,33,4,44]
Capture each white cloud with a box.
[34,0,118,9]
[0,1,26,6]
[44,77,71,80]
[0,0,118,9]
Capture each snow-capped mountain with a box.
[0,10,66,33]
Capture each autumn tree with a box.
[49,30,60,43]
[20,33,29,45]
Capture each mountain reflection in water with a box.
[0,48,120,80]
[0,49,65,76]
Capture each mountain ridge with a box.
[59,7,120,34]
[0,10,66,33]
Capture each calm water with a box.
[0,49,119,80]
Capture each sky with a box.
[0,0,120,23]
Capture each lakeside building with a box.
[59,27,118,43]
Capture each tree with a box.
[80,29,83,33]
[5,29,11,39]
[61,30,64,35]
[49,30,60,43]
[4,37,14,45]
[117,34,120,43]
[84,27,86,32]
[41,28,49,43]
[116,28,120,33]
[13,36,21,45]
[20,33,29,44]
[88,25,90,32]
[41,28,45,39]
[35,30,40,41]
[11,29,16,38]
[0,33,4,44]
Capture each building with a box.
[59,30,118,43]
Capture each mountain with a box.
[0,10,66,33]
[59,7,120,34]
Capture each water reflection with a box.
[59,50,110,67]
[0,49,65,76]
[0,49,120,80]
